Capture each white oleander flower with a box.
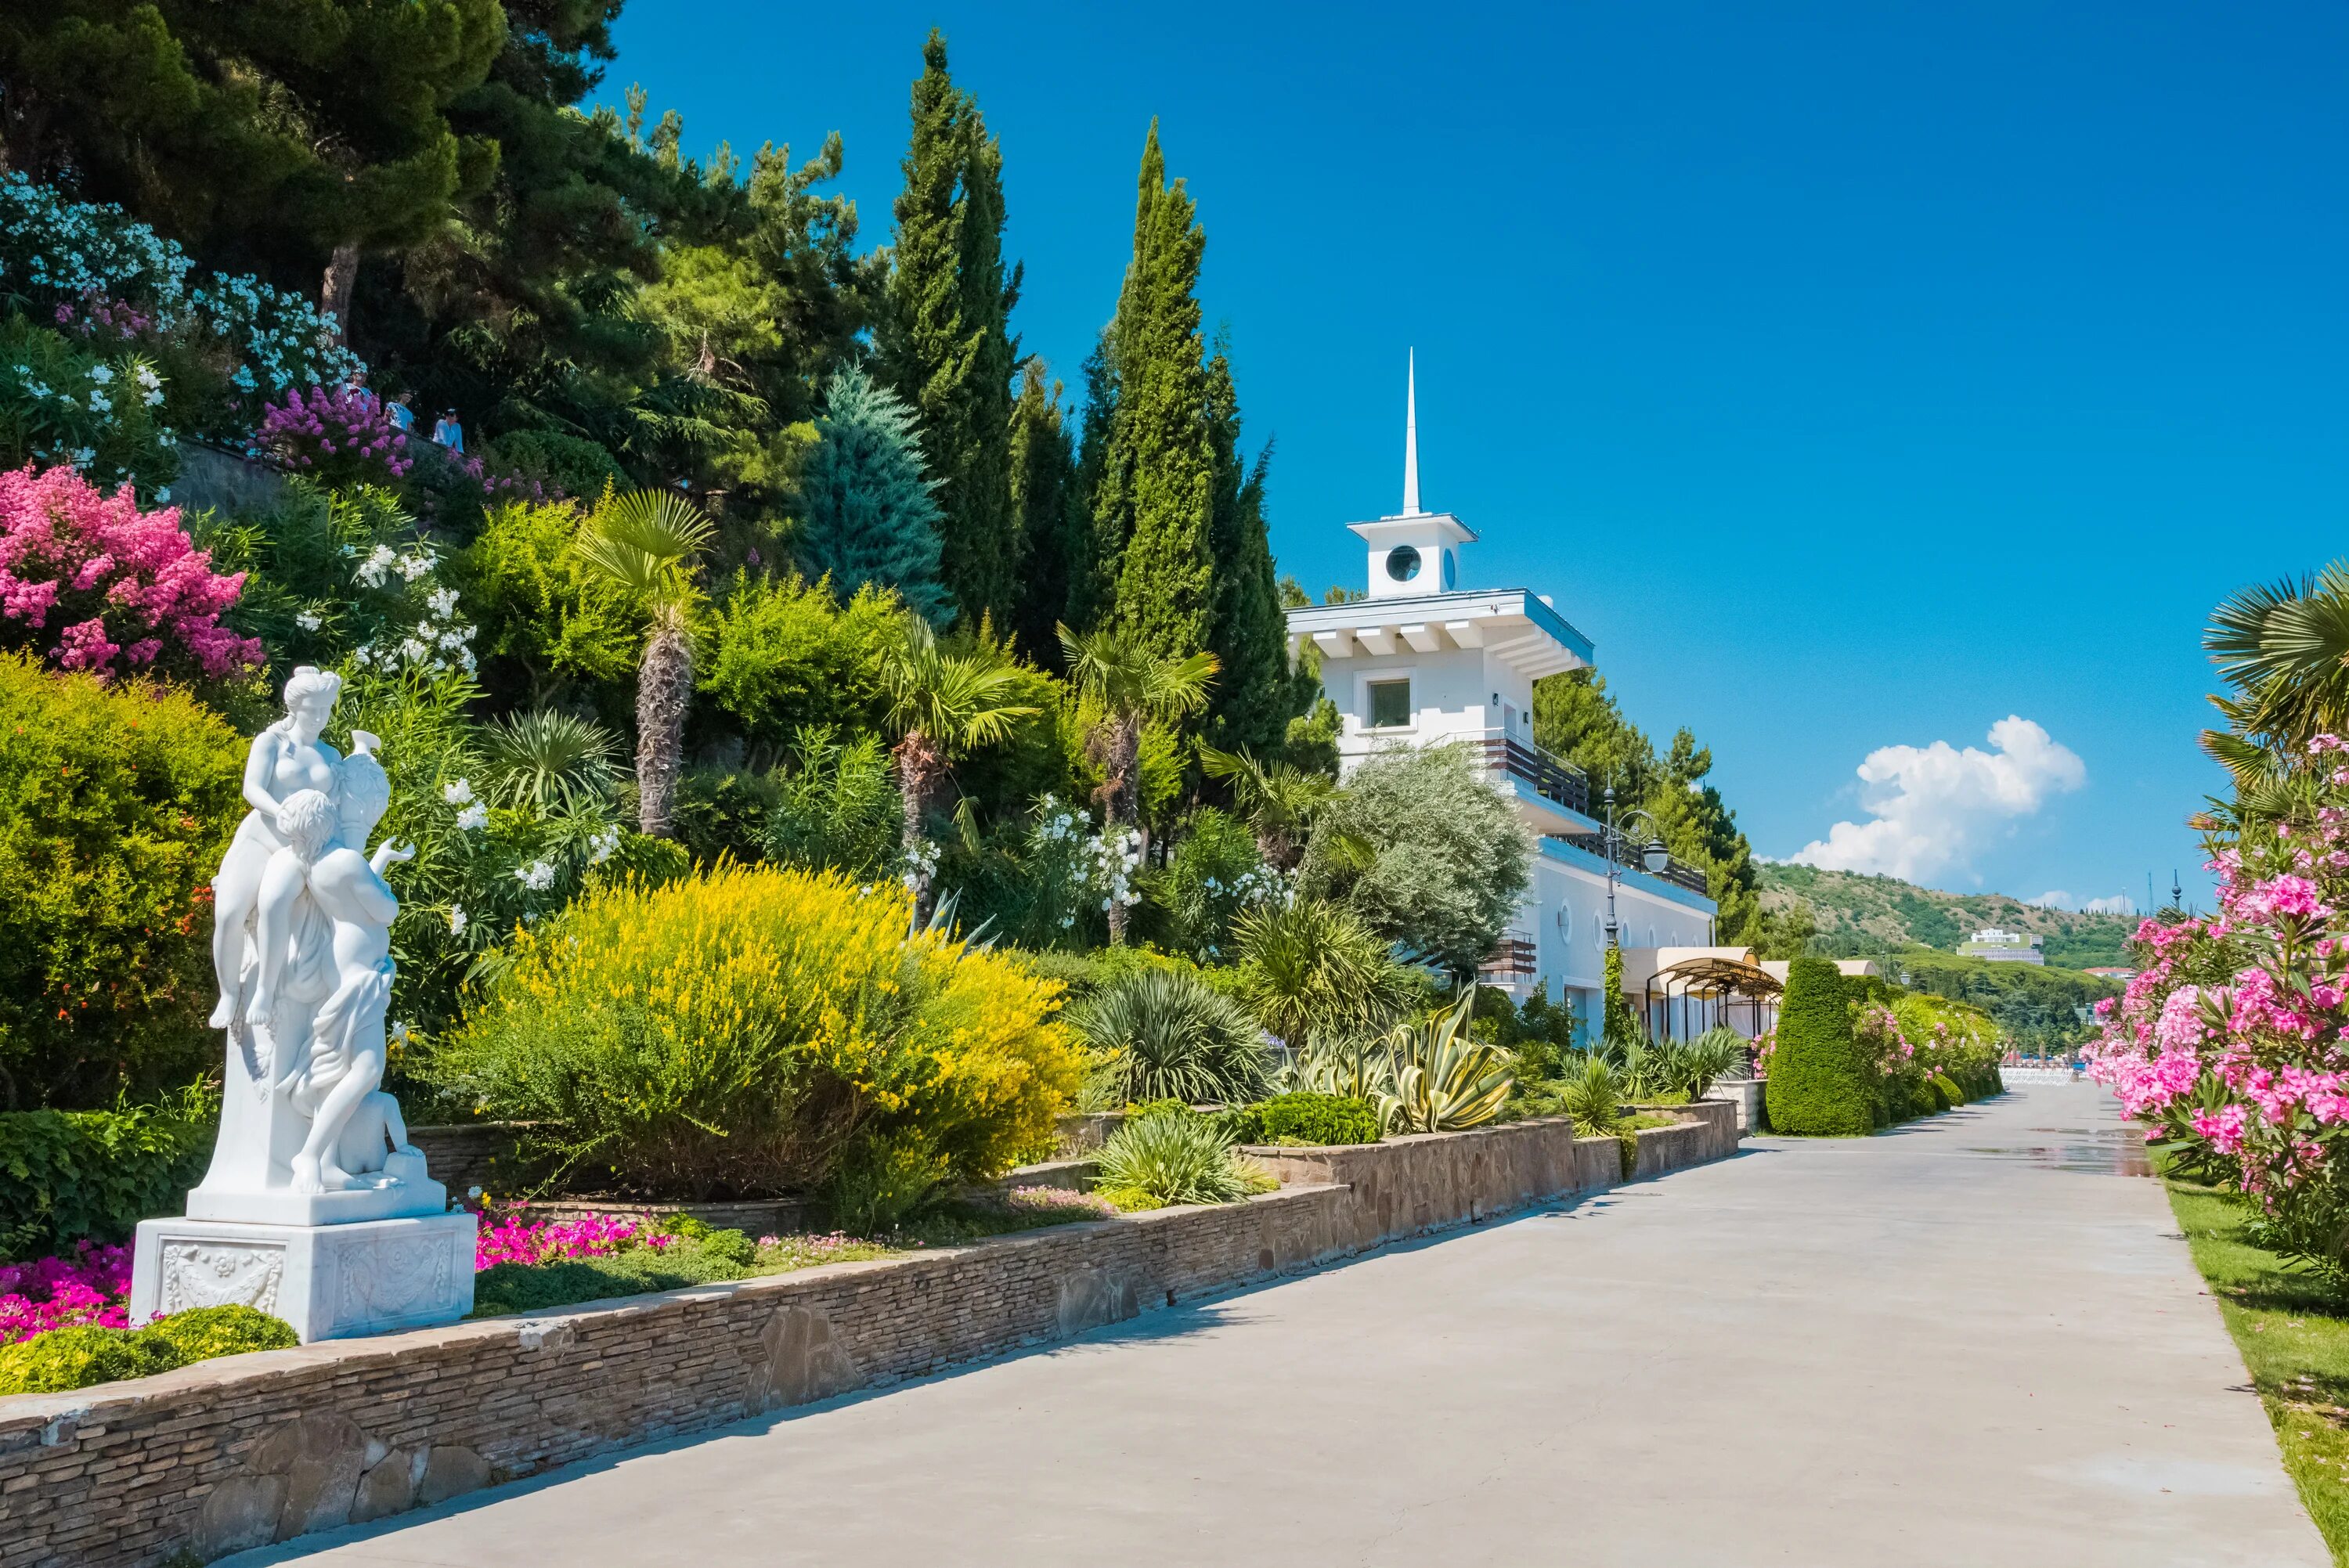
[294,610,322,631]
[514,860,557,892]
[442,778,474,806]
[455,802,488,831]
[448,905,467,936]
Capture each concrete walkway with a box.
[236,1083,2326,1566]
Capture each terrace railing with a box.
[1470,731,1592,816]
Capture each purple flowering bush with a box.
[254,384,413,487]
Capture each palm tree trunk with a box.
[635,612,693,837]
[894,730,943,921]
[320,242,360,341]
[1102,713,1142,946]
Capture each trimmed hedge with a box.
[0,1305,295,1396]
[1253,1092,1382,1146]
[1766,958,1875,1137]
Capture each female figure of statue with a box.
[210,667,343,1029]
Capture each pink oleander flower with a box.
[0,464,260,679]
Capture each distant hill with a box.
[1756,863,2138,969]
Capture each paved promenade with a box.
[238,1083,2326,1566]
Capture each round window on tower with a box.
[1386,545,1422,582]
[1442,548,1457,589]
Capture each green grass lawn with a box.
[2166,1175,2349,1563]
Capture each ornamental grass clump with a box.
[1092,1110,1270,1211]
[431,863,1081,1200]
[1070,966,1268,1106]
[1766,957,1876,1136]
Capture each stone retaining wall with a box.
[0,1106,1739,1568]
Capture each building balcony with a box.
[1478,934,1539,981]
[1545,831,1716,898]
[1471,732,1591,816]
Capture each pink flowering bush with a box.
[472,1206,671,1271]
[254,384,412,487]
[0,1242,131,1346]
[0,462,261,679]
[2087,733,2349,1274]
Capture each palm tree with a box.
[2199,564,2349,832]
[879,618,1037,920]
[2206,565,2349,745]
[572,490,716,838]
[1055,623,1217,942]
[1199,744,1332,871]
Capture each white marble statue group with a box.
[189,666,440,1222]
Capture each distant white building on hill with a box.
[1284,357,1764,1044]
[1960,927,2046,965]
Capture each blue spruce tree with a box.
[795,367,954,627]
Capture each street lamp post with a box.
[1598,782,1672,952]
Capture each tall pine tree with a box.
[1202,344,1307,755]
[1007,359,1082,662]
[1092,122,1215,665]
[795,368,954,629]
[878,31,1019,633]
[1066,328,1120,629]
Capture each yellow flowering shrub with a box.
[431,863,1079,1198]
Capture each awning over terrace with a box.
[1623,946,1784,1043]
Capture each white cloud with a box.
[1788,716,2086,883]
[2028,890,2137,915]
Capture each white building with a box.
[1284,359,1743,1044]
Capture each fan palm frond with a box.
[481,709,622,812]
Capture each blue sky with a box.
[612,1,2347,910]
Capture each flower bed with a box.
[0,1241,129,1344]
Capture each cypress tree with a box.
[878,31,1020,633]
[1203,345,1306,755]
[1093,123,1215,665]
[1008,359,1082,663]
[1066,328,1120,628]
[794,368,953,628]
[1765,957,1875,1136]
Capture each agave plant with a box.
[479,709,622,813]
[1275,1032,1399,1108]
[1093,1109,1255,1208]
[1384,988,1513,1134]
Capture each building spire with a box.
[1402,348,1420,515]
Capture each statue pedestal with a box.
[128,1212,478,1345]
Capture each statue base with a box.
[129,1211,478,1345]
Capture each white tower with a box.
[1356,350,1474,600]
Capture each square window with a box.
[1367,678,1412,729]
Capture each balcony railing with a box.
[1479,935,1539,979]
[1547,832,1716,898]
[1471,733,1591,816]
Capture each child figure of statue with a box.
[211,667,344,1029]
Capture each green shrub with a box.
[1930,1071,1966,1107]
[1765,957,1875,1137]
[1253,1092,1380,1146]
[0,317,176,496]
[1149,809,1277,961]
[482,430,627,499]
[0,657,245,1109]
[0,1099,213,1259]
[698,571,898,747]
[1094,1111,1260,1209]
[1070,968,1268,1106]
[0,1325,179,1396]
[431,863,1080,1200]
[471,1242,752,1318]
[823,1132,950,1235]
[141,1305,298,1362]
[761,726,900,879]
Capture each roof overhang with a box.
[1285,587,1593,677]
[1346,510,1478,546]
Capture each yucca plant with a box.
[479,709,622,813]
[1093,1110,1256,1209]
[572,490,716,838]
[1384,988,1513,1134]
[1070,968,1268,1105]
[1557,1055,1626,1140]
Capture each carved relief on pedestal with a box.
[159,1240,287,1315]
[332,1233,454,1331]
